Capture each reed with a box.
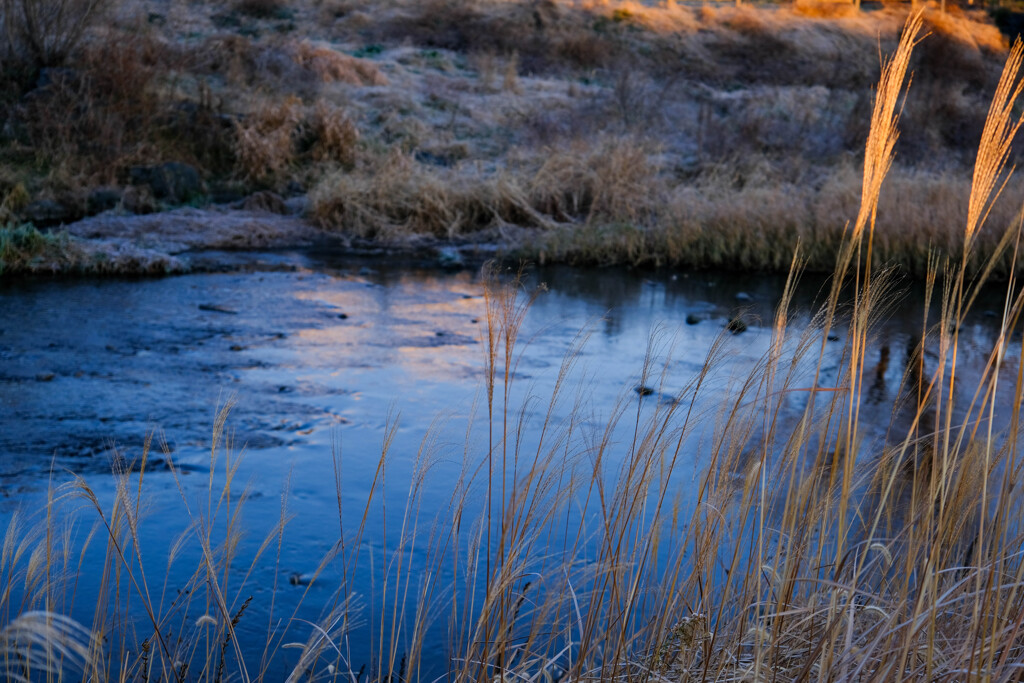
[4,9,1024,682]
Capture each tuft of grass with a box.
[0,223,74,275]
[289,41,388,86]
[234,98,361,186]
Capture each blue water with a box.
[0,254,1015,679]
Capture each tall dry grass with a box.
[5,9,1024,682]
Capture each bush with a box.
[0,0,114,68]
[0,222,67,274]
[232,0,289,20]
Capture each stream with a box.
[0,250,1018,678]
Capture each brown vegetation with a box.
[0,0,1021,277]
[6,17,1024,680]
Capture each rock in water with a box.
[198,303,238,314]
[437,246,464,270]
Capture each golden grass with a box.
[289,41,388,86]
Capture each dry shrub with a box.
[232,0,286,19]
[553,32,611,69]
[310,151,510,240]
[468,51,498,90]
[792,0,859,19]
[372,0,619,72]
[694,7,805,84]
[288,41,388,86]
[915,10,1006,87]
[196,34,269,87]
[537,154,1024,275]
[9,31,176,183]
[502,52,522,94]
[898,80,989,159]
[305,103,359,165]
[0,0,114,67]
[234,97,303,183]
[680,7,894,88]
[311,137,662,241]
[234,98,361,184]
[198,37,386,94]
[529,138,661,225]
[197,34,315,101]
[825,166,1024,276]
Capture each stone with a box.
[289,572,313,586]
[635,385,655,397]
[23,199,73,227]
[685,314,701,325]
[727,317,747,334]
[198,304,238,314]
[87,187,123,215]
[238,190,288,214]
[437,246,464,270]
[121,186,158,214]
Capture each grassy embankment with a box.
[4,10,1024,681]
[1,0,1022,275]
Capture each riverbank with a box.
[1,0,1021,278]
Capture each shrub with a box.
[233,97,304,184]
[0,0,114,68]
[0,222,70,274]
[232,0,289,20]
[305,102,359,166]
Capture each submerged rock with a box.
[198,303,238,314]
[289,572,314,586]
[437,246,464,270]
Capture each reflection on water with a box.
[0,253,1018,677]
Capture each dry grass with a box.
[0,223,76,274]
[289,41,388,86]
[5,16,1024,683]
[0,0,1022,277]
[0,0,114,67]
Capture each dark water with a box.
[0,253,1017,678]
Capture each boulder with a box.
[23,199,73,227]
[87,187,123,215]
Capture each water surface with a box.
[0,253,1016,677]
